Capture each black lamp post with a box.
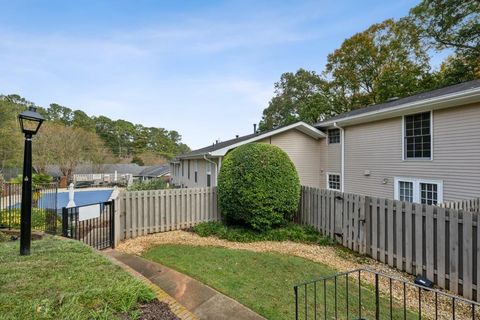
[18,106,44,256]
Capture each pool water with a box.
[38,189,113,209]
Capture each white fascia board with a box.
[210,121,326,157]
[317,88,480,128]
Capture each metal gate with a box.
[61,201,115,250]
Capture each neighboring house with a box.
[134,164,170,182]
[45,163,170,187]
[171,79,480,204]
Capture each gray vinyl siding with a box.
[343,103,480,202]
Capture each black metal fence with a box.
[294,269,480,319]
[0,182,58,233]
[62,201,115,250]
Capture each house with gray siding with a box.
[171,79,480,204]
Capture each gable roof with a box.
[137,164,170,177]
[316,79,480,128]
[172,121,326,160]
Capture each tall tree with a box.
[34,123,111,180]
[410,0,479,85]
[325,18,436,108]
[258,69,334,131]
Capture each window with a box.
[327,174,341,190]
[187,160,190,179]
[206,162,211,187]
[394,177,442,205]
[328,129,340,144]
[194,160,198,183]
[399,181,413,202]
[420,183,438,205]
[404,112,431,159]
[181,161,184,177]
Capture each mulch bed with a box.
[137,300,180,320]
[118,299,180,320]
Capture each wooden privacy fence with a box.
[117,187,220,240]
[298,186,480,302]
[441,197,480,212]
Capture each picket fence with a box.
[298,186,480,301]
[117,187,220,240]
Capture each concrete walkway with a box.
[106,250,265,320]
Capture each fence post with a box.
[375,273,380,320]
[62,207,68,237]
[363,196,371,256]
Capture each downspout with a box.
[334,122,345,192]
[203,154,218,186]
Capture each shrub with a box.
[10,173,53,187]
[127,179,168,191]
[192,221,333,245]
[0,208,60,231]
[218,143,300,231]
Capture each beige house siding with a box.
[172,158,219,188]
[343,103,480,201]
[260,129,322,188]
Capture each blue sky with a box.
[0,0,423,149]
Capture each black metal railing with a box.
[0,182,58,233]
[62,201,115,250]
[294,268,480,319]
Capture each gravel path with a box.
[117,231,474,319]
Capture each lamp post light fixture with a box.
[18,106,44,255]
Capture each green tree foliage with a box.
[259,2,478,128]
[325,19,435,107]
[0,96,24,170]
[259,69,335,130]
[410,0,480,85]
[0,95,190,178]
[218,143,300,231]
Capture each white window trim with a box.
[327,128,341,145]
[394,177,443,204]
[402,111,434,161]
[326,172,341,191]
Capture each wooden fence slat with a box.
[125,192,131,239]
[437,207,446,288]
[387,199,394,267]
[405,201,413,274]
[372,197,379,261]
[379,198,386,263]
[395,200,403,271]
[463,210,473,300]
[449,209,459,293]
[425,205,435,281]
[414,203,423,276]
[477,212,480,302]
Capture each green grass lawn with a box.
[143,244,418,320]
[0,236,155,320]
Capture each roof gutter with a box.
[333,122,345,192]
[203,154,218,186]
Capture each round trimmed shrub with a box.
[218,143,300,231]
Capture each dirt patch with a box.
[117,231,475,319]
[117,300,180,320]
[137,299,180,320]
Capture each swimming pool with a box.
[37,189,113,210]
